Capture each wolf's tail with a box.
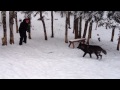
[102,49,107,55]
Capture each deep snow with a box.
[0,11,120,79]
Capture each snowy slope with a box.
[0,11,120,79]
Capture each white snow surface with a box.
[0,11,120,79]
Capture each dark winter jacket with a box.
[19,19,30,33]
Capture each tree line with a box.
[1,11,120,50]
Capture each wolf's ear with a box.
[77,42,81,48]
[79,42,82,46]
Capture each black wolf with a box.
[77,43,107,59]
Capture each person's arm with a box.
[27,24,30,32]
[19,23,22,33]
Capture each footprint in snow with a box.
[48,52,53,54]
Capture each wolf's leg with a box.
[89,53,92,58]
[95,53,99,59]
[99,54,102,59]
[83,53,87,57]
[98,52,102,59]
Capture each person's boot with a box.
[23,36,27,43]
[23,40,26,43]
[23,37,27,43]
[19,43,22,45]
[19,38,22,45]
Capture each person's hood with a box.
[23,19,26,23]
[23,18,30,24]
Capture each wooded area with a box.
[1,11,120,51]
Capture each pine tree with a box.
[94,11,104,30]
[106,11,120,42]
[106,11,120,50]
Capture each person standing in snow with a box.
[19,18,30,45]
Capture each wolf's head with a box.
[77,43,86,50]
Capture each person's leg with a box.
[19,33,23,45]
[23,32,27,43]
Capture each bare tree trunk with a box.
[87,23,90,45]
[28,23,31,39]
[68,11,71,29]
[40,11,47,40]
[1,11,7,45]
[0,12,2,24]
[51,11,54,38]
[78,16,82,38]
[14,11,19,33]
[24,13,28,18]
[106,24,108,29]
[9,11,14,44]
[65,11,68,43]
[117,36,120,51]
[73,15,75,34]
[74,18,79,39]
[83,20,89,38]
[87,21,93,44]
[89,21,93,38]
[95,21,98,30]
[111,26,115,42]
[61,11,64,17]
[27,14,32,39]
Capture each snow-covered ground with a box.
[0,11,120,79]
